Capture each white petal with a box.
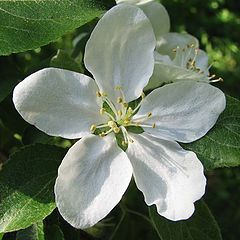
[137,1,170,41]
[127,133,206,221]
[13,68,106,139]
[55,134,132,229]
[84,4,155,104]
[195,49,209,75]
[156,33,199,59]
[116,0,153,4]
[134,81,226,143]
[144,53,173,90]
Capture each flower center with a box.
[90,86,154,150]
[173,44,223,83]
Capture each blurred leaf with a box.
[50,50,82,73]
[183,95,240,170]
[0,144,67,233]
[0,233,3,240]
[22,126,55,145]
[16,222,44,240]
[0,78,17,103]
[0,96,28,135]
[0,57,20,103]
[149,200,222,240]
[0,0,114,55]
[45,224,64,240]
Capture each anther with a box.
[113,127,120,134]
[117,97,123,103]
[117,110,122,117]
[90,124,96,133]
[99,132,106,137]
[121,141,127,146]
[152,123,156,128]
[148,112,152,118]
[141,92,145,99]
[209,74,216,80]
[123,119,130,125]
[129,138,134,143]
[96,91,102,97]
[123,102,128,108]
[108,121,116,128]
[100,108,105,115]
[127,107,133,115]
[115,85,122,91]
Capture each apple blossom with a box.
[116,0,221,90]
[13,4,226,229]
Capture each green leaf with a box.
[183,95,240,170]
[149,201,222,240]
[50,50,83,73]
[0,233,4,240]
[16,222,45,240]
[0,0,114,56]
[0,57,20,103]
[22,126,55,145]
[0,144,67,233]
[45,224,64,240]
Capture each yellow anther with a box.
[121,141,127,146]
[90,124,96,132]
[152,123,156,128]
[123,102,128,108]
[115,85,122,91]
[172,48,177,53]
[108,121,117,128]
[129,138,134,143]
[113,127,120,134]
[117,97,123,103]
[100,108,105,115]
[118,110,122,117]
[123,118,130,125]
[141,92,145,99]
[148,112,152,118]
[127,107,133,115]
[99,132,106,137]
[96,91,102,97]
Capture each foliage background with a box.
[161,0,240,239]
[0,0,239,239]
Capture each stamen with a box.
[96,91,102,97]
[100,128,113,137]
[108,121,120,133]
[147,112,152,117]
[117,97,123,103]
[120,126,134,144]
[100,108,105,115]
[152,123,156,128]
[118,110,122,117]
[113,127,120,133]
[210,77,224,83]
[90,124,96,133]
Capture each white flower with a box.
[116,0,220,90]
[13,4,226,229]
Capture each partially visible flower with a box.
[116,0,221,90]
[13,4,226,229]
